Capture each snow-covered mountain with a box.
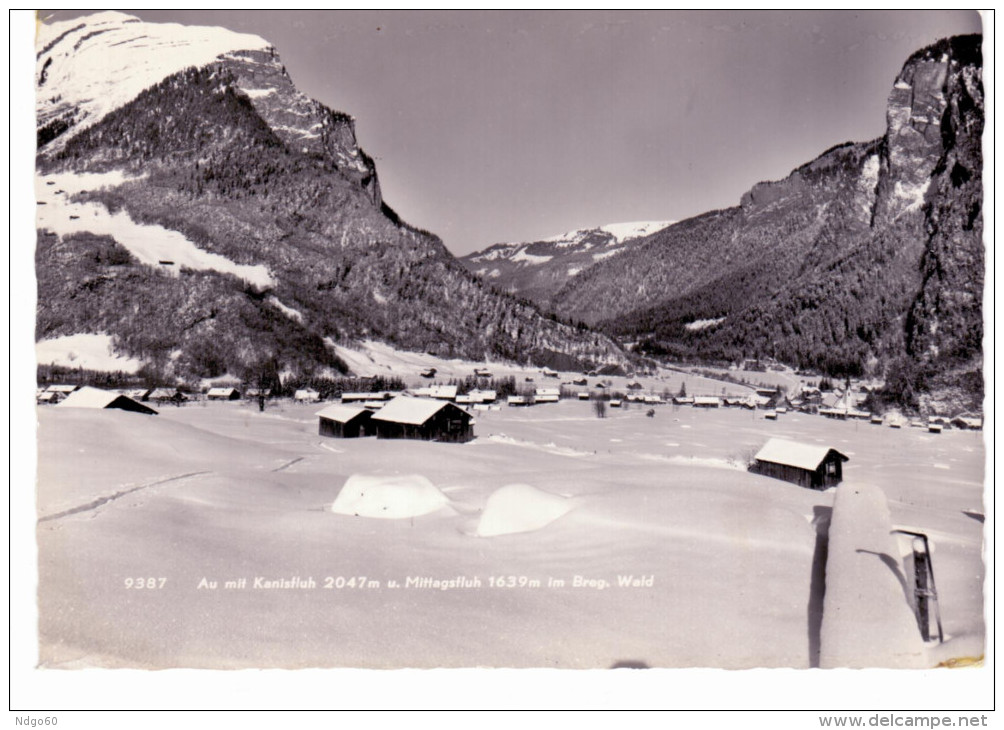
[459,221,674,310]
[37,12,270,149]
[35,12,628,383]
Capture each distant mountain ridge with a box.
[34,12,628,383]
[459,220,674,309]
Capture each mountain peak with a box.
[36,11,271,150]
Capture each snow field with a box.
[34,397,984,668]
[35,333,144,374]
[36,172,275,287]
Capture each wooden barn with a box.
[749,438,849,490]
[207,387,240,401]
[317,404,375,438]
[56,386,158,415]
[371,396,474,442]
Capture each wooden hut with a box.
[317,404,374,438]
[294,388,320,403]
[370,396,473,443]
[207,387,240,401]
[56,386,158,415]
[749,438,849,490]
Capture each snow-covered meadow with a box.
[35,397,984,669]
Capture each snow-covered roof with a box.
[56,385,157,414]
[693,396,721,405]
[371,396,459,426]
[46,384,79,393]
[56,385,121,409]
[149,388,180,398]
[535,388,560,397]
[754,438,849,472]
[207,387,237,396]
[316,404,371,423]
[430,385,458,399]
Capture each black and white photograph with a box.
[12,7,993,715]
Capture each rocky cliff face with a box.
[35,13,627,382]
[548,35,983,410]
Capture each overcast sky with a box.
[40,10,982,255]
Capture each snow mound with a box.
[476,483,574,537]
[330,474,451,519]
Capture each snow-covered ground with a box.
[328,339,752,398]
[35,397,984,669]
[36,333,144,373]
[36,171,275,288]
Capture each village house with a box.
[951,413,983,431]
[749,438,849,490]
[56,386,158,415]
[468,389,497,403]
[534,387,560,404]
[692,396,721,408]
[370,396,474,442]
[316,404,375,438]
[36,390,60,404]
[147,387,187,404]
[207,387,240,401]
[46,384,81,397]
[507,395,531,407]
[294,388,320,403]
[430,384,458,401]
